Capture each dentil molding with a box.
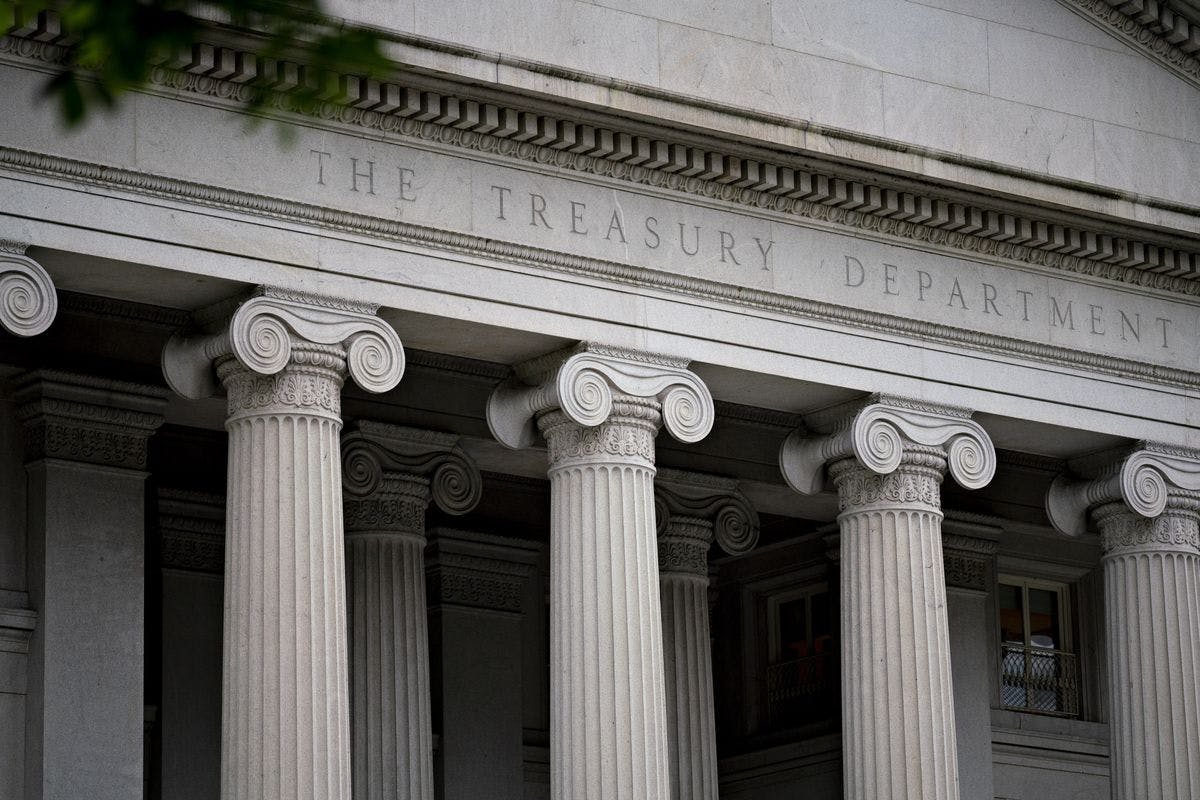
[779,395,996,496]
[486,342,714,450]
[1046,443,1200,536]
[161,286,405,400]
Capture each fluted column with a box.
[655,471,758,800]
[162,287,405,800]
[780,396,996,800]
[487,343,715,800]
[339,422,482,800]
[0,241,57,337]
[1047,446,1200,800]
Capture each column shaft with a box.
[660,569,718,800]
[220,359,351,800]
[544,408,670,800]
[1098,504,1200,800]
[835,457,959,800]
[346,527,433,800]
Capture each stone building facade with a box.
[2,1,1200,798]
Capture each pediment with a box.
[1060,0,1200,89]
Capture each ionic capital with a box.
[655,469,759,569]
[486,343,714,450]
[779,395,996,495]
[341,421,482,518]
[1046,444,1200,537]
[0,243,57,338]
[161,287,404,400]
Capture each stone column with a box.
[654,470,758,800]
[426,528,539,800]
[0,242,57,338]
[487,343,715,800]
[1047,446,1200,800]
[162,287,405,800]
[157,489,225,800]
[14,370,166,800]
[339,422,482,800]
[780,396,996,800]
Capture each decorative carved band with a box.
[158,489,225,574]
[12,370,166,469]
[1093,500,1200,555]
[487,343,714,452]
[941,533,998,592]
[341,420,482,519]
[162,286,405,401]
[427,544,535,613]
[1046,444,1200,537]
[0,246,57,338]
[779,395,996,497]
[3,18,1198,298]
[1065,0,1200,91]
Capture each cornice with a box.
[5,31,1200,389]
[1063,0,1200,90]
[58,290,192,330]
[404,348,510,382]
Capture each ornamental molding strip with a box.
[11,370,167,470]
[779,395,997,496]
[158,488,225,574]
[486,342,714,450]
[161,285,405,400]
[1046,442,1200,536]
[1062,0,1200,90]
[0,242,57,338]
[341,420,482,516]
[425,528,540,613]
[3,22,1200,298]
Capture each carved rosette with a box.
[1046,445,1200,538]
[161,286,405,415]
[779,395,995,499]
[0,245,57,338]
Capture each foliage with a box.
[2,0,393,126]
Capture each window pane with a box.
[810,591,832,653]
[777,598,808,660]
[1028,588,1061,649]
[999,583,1024,644]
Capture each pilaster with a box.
[157,489,224,800]
[161,286,404,800]
[487,343,715,800]
[340,422,482,800]
[426,529,539,800]
[655,469,758,800]
[13,370,166,800]
[779,395,996,800]
[0,242,57,338]
[1047,445,1200,800]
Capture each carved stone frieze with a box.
[12,371,166,470]
[780,394,995,498]
[1046,443,1200,537]
[941,528,999,592]
[488,343,713,457]
[828,453,945,512]
[1093,500,1200,556]
[426,532,537,613]
[0,245,57,337]
[161,286,405,407]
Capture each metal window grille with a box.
[766,651,836,721]
[1000,643,1080,717]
